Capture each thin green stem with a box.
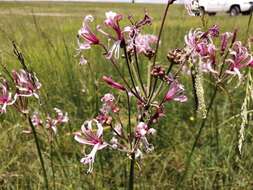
[27,115,49,190]
[128,153,135,190]
[133,40,147,97]
[50,142,56,190]
[148,0,175,98]
[126,91,132,146]
[122,42,139,98]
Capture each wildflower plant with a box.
[73,0,195,189]
[1,0,252,189]
[0,43,68,190]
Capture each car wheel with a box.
[230,6,240,16]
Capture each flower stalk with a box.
[128,153,135,190]
[27,115,49,190]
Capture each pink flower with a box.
[184,28,204,52]
[78,15,100,50]
[104,11,123,41]
[74,119,107,173]
[46,108,68,134]
[31,112,43,127]
[101,93,115,103]
[100,93,119,113]
[97,11,126,59]
[54,108,69,124]
[102,76,126,91]
[184,27,218,73]
[46,116,57,134]
[165,81,187,103]
[221,32,233,53]
[128,34,157,58]
[12,69,41,99]
[97,93,118,124]
[225,41,253,79]
[135,122,155,138]
[0,79,15,113]
[135,122,156,153]
[207,25,219,38]
[135,122,148,137]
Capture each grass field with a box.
[0,2,253,189]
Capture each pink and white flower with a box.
[127,34,157,58]
[12,69,41,99]
[54,108,69,124]
[135,122,156,153]
[100,93,119,113]
[74,119,107,173]
[225,41,253,79]
[31,112,43,127]
[0,79,15,113]
[78,15,100,50]
[104,11,124,41]
[97,93,118,124]
[46,108,68,134]
[97,11,127,59]
[135,122,155,138]
[165,81,187,103]
[220,32,233,53]
[184,27,219,73]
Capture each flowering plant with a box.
[74,1,253,189]
[1,1,252,189]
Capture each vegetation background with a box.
[0,2,252,189]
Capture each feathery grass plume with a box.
[193,59,207,119]
[238,69,253,155]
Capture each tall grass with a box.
[0,2,253,189]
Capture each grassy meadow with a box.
[0,2,253,189]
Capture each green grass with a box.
[0,2,253,189]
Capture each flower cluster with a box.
[177,25,253,82]
[0,68,41,114]
[24,108,69,136]
[74,8,188,173]
[77,11,157,64]
[1,45,68,137]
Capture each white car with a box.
[192,0,253,16]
